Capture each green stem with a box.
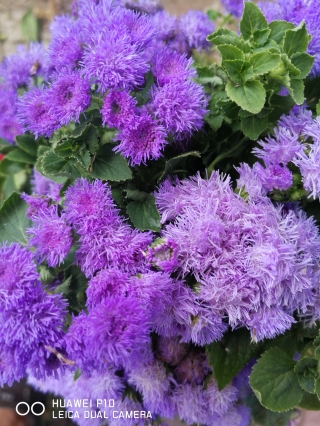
[207,136,248,175]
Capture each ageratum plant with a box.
[1,0,320,425]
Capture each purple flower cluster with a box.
[155,171,320,341]
[0,243,67,385]
[13,175,251,425]
[248,107,320,199]
[257,0,320,76]
[0,0,210,164]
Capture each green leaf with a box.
[283,21,311,58]
[54,277,72,297]
[294,357,317,393]
[158,151,201,182]
[55,140,74,158]
[289,78,305,105]
[262,326,299,357]
[241,115,268,140]
[208,28,251,53]
[195,67,223,85]
[64,265,88,313]
[206,328,259,390]
[41,151,82,178]
[250,50,281,75]
[226,80,266,114]
[0,192,30,245]
[16,135,38,157]
[253,28,271,46]
[299,391,320,410]
[21,9,39,42]
[240,2,268,40]
[249,347,303,412]
[205,114,224,131]
[0,139,16,154]
[217,44,245,61]
[85,124,99,154]
[268,20,295,44]
[291,52,314,78]
[126,194,161,232]
[246,394,297,426]
[91,144,132,181]
[74,368,82,381]
[315,377,320,400]
[6,148,36,164]
[39,265,55,284]
[223,60,253,84]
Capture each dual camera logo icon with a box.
[16,402,45,416]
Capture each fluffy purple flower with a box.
[64,178,116,227]
[255,163,293,191]
[253,127,302,166]
[21,193,52,219]
[151,48,197,87]
[294,141,320,199]
[151,11,189,54]
[128,360,174,417]
[18,86,59,138]
[0,43,47,90]
[48,23,84,70]
[179,10,214,50]
[181,306,228,345]
[115,109,167,165]
[0,243,68,384]
[82,30,149,93]
[146,237,178,273]
[64,179,152,277]
[26,205,73,267]
[48,68,91,125]
[235,163,266,200]
[204,378,239,417]
[156,336,189,366]
[0,115,22,144]
[101,89,137,129]
[108,7,156,51]
[221,0,244,17]
[155,172,320,340]
[174,348,211,385]
[0,243,39,307]
[151,80,207,135]
[30,170,62,201]
[86,296,150,367]
[86,269,129,309]
[245,307,295,342]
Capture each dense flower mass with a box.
[248,107,320,200]
[2,0,320,424]
[155,172,320,341]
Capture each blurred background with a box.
[0,0,320,425]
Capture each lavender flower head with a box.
[82,29,150,93]
[18,86,59,138]
[179,10,215,51]
[64,179,152,276]
[26,205,73,267]
[151,80,208,136]
[85,295,150,367]
[155,172,320,341]
[146,237,178,273]
[48,68,91,126]
[101,89,137,129]
[115,109,167,165]
[151,48,197,87]
[31,170,62,201]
